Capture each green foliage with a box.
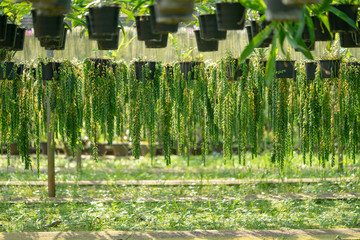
[2,57,360,171]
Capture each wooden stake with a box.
[76,144,82,172]
[46,50,56,198]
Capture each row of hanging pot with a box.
[0,57,349,81]
[3,1,360,52]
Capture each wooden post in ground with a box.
[47,50,56,197]
[76,145,82,172]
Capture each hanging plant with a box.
[83,58,112,160]
[57,60,83,156]
[159,64,173,165]
[113,62,128,140]
[129,64,142,159]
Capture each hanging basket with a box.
[12,27,26,51]
[328,4,358,33]
[41,62,62,81]
[136,15,162,41]
[0,15,7,41]
[42,28,67,50]
[32,10,64,39]
[155,0,194,24]
[165,65,173,77]
[247,25,271,48]
[275,60,295,78]
[16,64,24,76]
[340,31,360,48]
[88,6,120,40]
[32,0,71,16]
[319,60,340,78]
[145,33,168,48]
[97,28,120,50]
[248,21,271,48]
[0,24,17,50]
[179,61,203,80]
[225,58,249,81]
[264,0,302,21]
[0,62,15,80]
[86,14,111,40]
[149,5,178,34]
[90,58,111,77]
[199,14,227,41]
[302,16,332,42]
[134,61,157,80]
[194,30,218,52]
[305,62,317,80]
[215,2,246,31]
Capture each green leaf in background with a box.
[265,28,278,87]
[239,23,274,64]
[328,5,358,31]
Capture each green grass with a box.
[0,199,359,232]
[0,152,359,233]
[1,152,359,182]
[1,181,359,200]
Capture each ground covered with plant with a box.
[1,154,359,233]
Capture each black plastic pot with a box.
[246,25,253,40]
[302,16,332,42]
[97,28,119,50]
[179,61,203,80]
[145,33,168,48]
[88,6,120,39]
[199,14,227,41]
[41,62,62,80]
[134,61,157,80]
[86,14,110,41]
[32,0,71,16]
[90,58,111,77]
[305,62,317,80]
[340,31,360,48]
[264,0,302,21]
[328,4,358,33]
[0,24,17,50]
[16,64,24,77]
[43,28,67,50]
[248,21,271,48]
[215,2,246,31]
[319,60,340,78]
[194,30,218,52]
[149,5,178,34]
[98,35,119,50]
[226,58,249,81]
[13,27,26,51]
[165,65,173,77]
[0,62,15,80]
[136,15,162,41]
[275,61,295,78]
[0,15,7,41]
[32,10,64,39]
[155,0,194,24]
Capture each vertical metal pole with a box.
[47,50,56,197]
